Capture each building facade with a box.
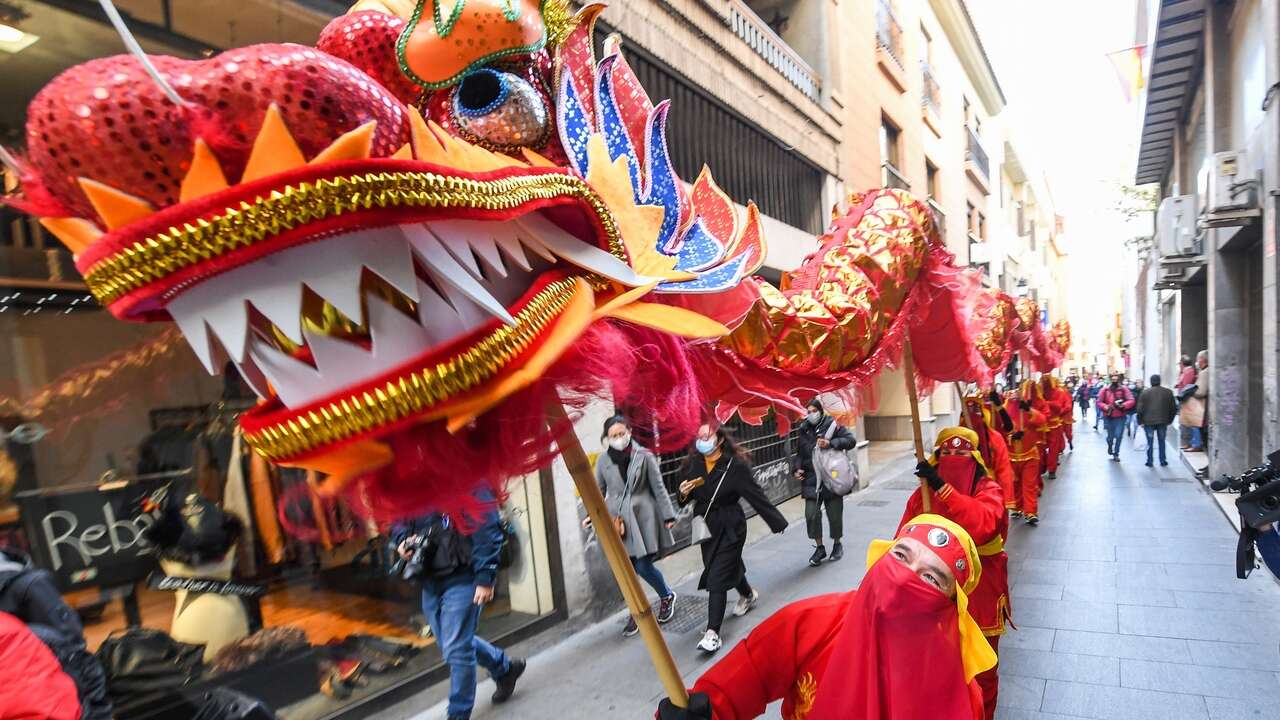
[1135,0,1279,477]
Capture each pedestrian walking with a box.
[677,423,788,654]
[1074,378,1092,424]
[792,400,856,567]
[1126,379,1144,438]
[1136,374,1176,467]
[1090,377,1104,430]
[904,428,1011,720]
[392,502,526,720]
[590,415,679,637]
[1097,374,1135,461]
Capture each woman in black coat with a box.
[677,423,788,655]
[792,399,856,566]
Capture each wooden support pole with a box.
[546,401,689,708]
[901,340,930,512]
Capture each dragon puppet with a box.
[6,0,1024,518]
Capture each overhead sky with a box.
[968,0,1149,359]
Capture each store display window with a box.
[0,5,566,716]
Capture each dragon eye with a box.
[451,67,549,150]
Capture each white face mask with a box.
[608,433,631,451]
[807,411,822,424]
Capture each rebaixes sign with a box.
[16,479,165,591]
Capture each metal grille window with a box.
[922,62,942,117]
[616,43,827,234]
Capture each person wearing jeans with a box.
[394,504,526,720]
[1097,374,1135,460]
[1136,374,1176,467]
[591,415,679,637]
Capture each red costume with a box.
[900,428,1011,719]
[1005,381,1047,520]
[961,395,1016,510]
[1040,377,1072,476]
[668,517,997,720]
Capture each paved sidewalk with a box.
[377,424,1280,720]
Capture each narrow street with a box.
[378,419,1280,720]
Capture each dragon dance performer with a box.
[960,394,1016,511]
[656,516,996,720]
[1040,376,1073,479]
[907,429,1011,720]
[1004,381,1048,526]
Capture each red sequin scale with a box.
[317,11,423,104]
[25,45,410,222]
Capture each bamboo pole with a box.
[901,340,930,512]
[546,401,689,708]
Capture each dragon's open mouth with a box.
[80,158,656,464]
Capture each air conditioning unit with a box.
[1156,195,1197,257]
[1206,150,1257,215]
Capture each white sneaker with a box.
[697,629,723,654]
[732,589,759,617]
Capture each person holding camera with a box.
[793,400,857,567]
[391,501,526,720]
[589,415,679,638]
[1097,373,1135,461]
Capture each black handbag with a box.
[95,628,205,716]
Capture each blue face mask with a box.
[695,438,718,455]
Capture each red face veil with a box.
[807,516,995,720]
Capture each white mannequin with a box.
[160,551,250,661]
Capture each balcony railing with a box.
[921,62,942,117]
[876,0,904,70]
[927,197,946,237]
[882,162,910,191]
[728,0,821,101]
[965,127,990,181]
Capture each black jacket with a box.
[391,508,505,588]
[792,415,856,499]
[678,453,787,592]
[0,550,112,720]
[1136,385,1177,426]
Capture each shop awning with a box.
[1135,0,1206,185]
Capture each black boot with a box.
[809,545,827,567]
[829,542,844,561]
[492,658,526,704]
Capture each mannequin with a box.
[159,553,250,662]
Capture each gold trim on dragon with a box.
[84,170,624,306]
[242,276,579,461]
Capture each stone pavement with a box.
[374,422,1280,720]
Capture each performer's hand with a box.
[914,460,944,492]
[658,693,713,720]
[1011,431,1026,441]
[988,390,1004,406]
[1019,399,1031,411]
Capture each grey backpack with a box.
[813,420,859,496]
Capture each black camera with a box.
[389,536,431,582]
[1210,449,1280,579]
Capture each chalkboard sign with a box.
[15,479,167,591]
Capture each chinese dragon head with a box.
[8,0,990,517]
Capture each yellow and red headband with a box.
[929,426,990,481]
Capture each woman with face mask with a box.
[588,415,679,637]
[793,400,858,567]
[678,423,789,654]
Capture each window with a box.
[879,116,908,190]
[977,211,987,240]
[926,160,940,200]
[966,201,976,235]
[879,116,901,168]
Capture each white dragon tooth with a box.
[167,277,252,363]
[498,235,533,272]
[403,224,516,326]
[436,276,493,330]
[249,340,323,409]
[415,278,467,343]
[233,352,273,399]
[426,220,484,278]
[367,294,431,363]
[469,229,508,278]
[304,263,365,324]
[247,283,305,346]
[353,229,421,302]
[168,305,218,373]
[303,326,374,390]
[514,215,650,286]
[518,232,558,264]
